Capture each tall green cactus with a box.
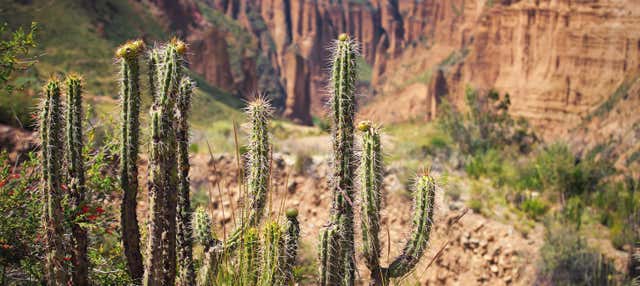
[40,79,69,286]
[143,39,185,286]
[176,77,195,286]
[116,39,145,282]
[358,122,437,285]
[246,97,272,227]
[225,97,273,250]
[65,75,88,286]
[319,33,358,286]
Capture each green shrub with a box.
[520,198,548,221]
[468,199,483,214]
[312,116,330,133]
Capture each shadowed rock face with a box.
[150,0,640,140]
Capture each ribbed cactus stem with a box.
[319,225,342,285]
[66,75,89,286]
[358,121,382,275]
[320,33,358,286]
[176,77,195,286]
[387,175,436,278]
[225,97,273,250]
[258,222,285,286]
[41,79,69,286]
[246,97,272,227]
[283,208,300,284]
[241,228,260,286]
[148,49,159,101]
[116,39,145,282]
[144,39,185,286]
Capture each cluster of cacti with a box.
[319,34,437,286]
[36,33,433,286]
[193,98,300,286]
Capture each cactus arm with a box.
[176,77,195,286]
[358,121,383,275]
[66,75,89,286]
[41,80,69,286]
[116,40,145,282]
[387,175,437,278]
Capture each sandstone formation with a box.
[147,0,640,150]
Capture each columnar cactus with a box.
[193,98,300,286]
[283,208,301,284]
[358,122,437,285]
[176,77,195,286]
[226,97,273,249]
[358,121,382,274]
[319,33,358,286]
[40,79,69,286]
[143,39,185,286]
[245,97,272,227]
[116,39,145,282]
[65,75,88,286]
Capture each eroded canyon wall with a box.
[150,0,640,142]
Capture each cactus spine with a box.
[319,33,358,286]
[358,122,437,285]
[116,39,145,282]
[66,75,89,286]
[176,77,195,286]
[143,39,185,286]
[41,79,69,286]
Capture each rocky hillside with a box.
[5,0,638,161]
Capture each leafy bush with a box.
[0,151,42,281]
